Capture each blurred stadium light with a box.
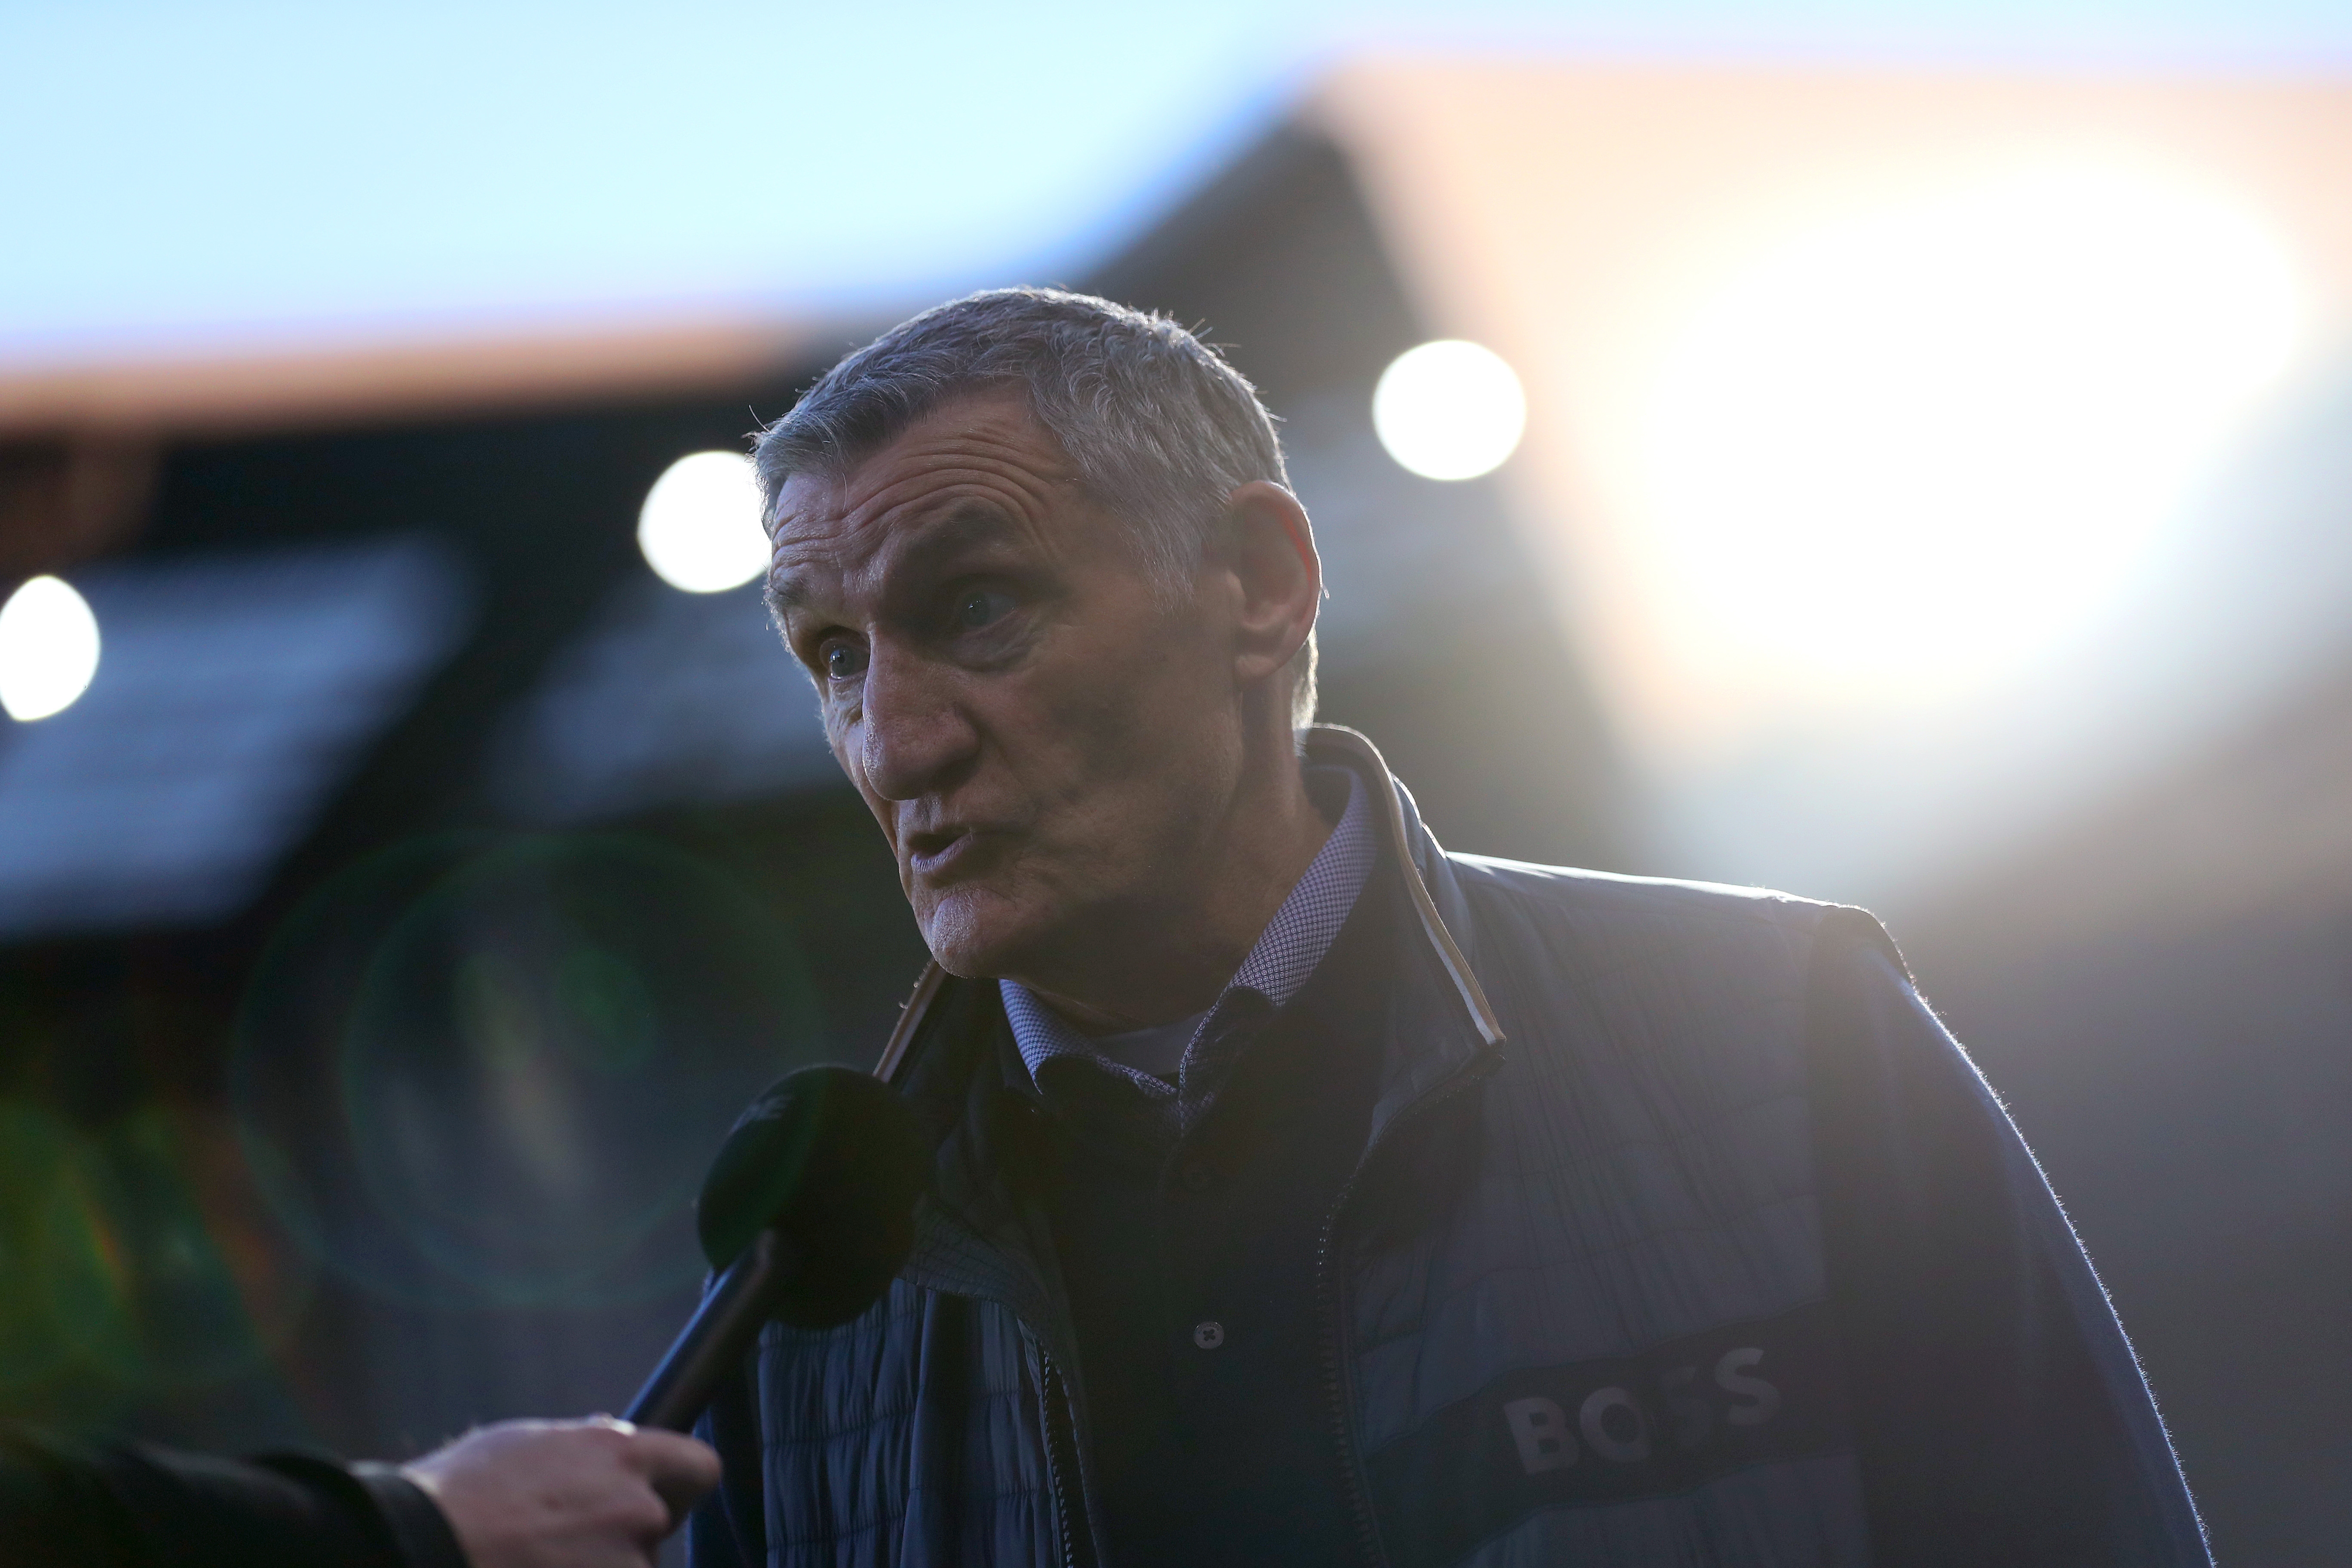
[1372,338,1527,479]
[635,451,768,594]
[0,575,102,722]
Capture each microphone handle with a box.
[624,1228,795,1432]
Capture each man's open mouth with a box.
[906,827,983,879]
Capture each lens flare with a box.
[638,451,769,594]
[1638,160,2308,709]
[233,832,826,1309]
[0,1101,83,1390]
[10,1105,309,1396]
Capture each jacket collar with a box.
[1302,725,1501,1042]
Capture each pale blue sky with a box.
[5,0,2349,360]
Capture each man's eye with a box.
[952,588,1016,632]
[822,641,868,680]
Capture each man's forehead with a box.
[778,394,1068,524]
[770,499,1023,597]
[767,394,1085,597]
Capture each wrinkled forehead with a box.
[764,393,1093,609]
[767,499,1025,617]
[782,390,1082,532]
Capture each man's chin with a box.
[914,885,1054,982]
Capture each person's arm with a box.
[1804,909,2210,1567]
[1,1416,717,1568]
[0,1424,445,1568]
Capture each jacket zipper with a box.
[1315,1054,1500,1568]
[1038,1350,1093,1568]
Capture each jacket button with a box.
[1178,1161,1216,1192]
[1192,1320,1225,1351]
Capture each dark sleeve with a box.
[1804,909,2210,1568]
[686,1356,766,1568]
[0,1425,469,1568]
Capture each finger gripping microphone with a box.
[624,1065,929,1432]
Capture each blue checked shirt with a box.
[1000,765,1375,1138]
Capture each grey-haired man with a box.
[689,289,2206,1568]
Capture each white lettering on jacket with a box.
[1502,1396,1576,1473]
[1503,1348,1782,1476]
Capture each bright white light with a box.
[637,451,769,593]
[1639,162,2307,705]
[0,576,102,722]
[1374,340,1528,481]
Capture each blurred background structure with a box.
[4,5,2351,1564]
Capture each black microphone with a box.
[623,1065,929,1432]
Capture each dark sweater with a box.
[1025,871,1400,1568]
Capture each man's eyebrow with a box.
[769,502,1024,620]
[765,573,807,613]
[890,502,1022,579]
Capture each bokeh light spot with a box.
[1373,340,1528,481]
[0,575,102,721]
[637,451,769,593]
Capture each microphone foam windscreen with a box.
[695,1065,930,1329]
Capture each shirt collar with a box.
[999,763,1375,1098]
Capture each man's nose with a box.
[856,643,978,803]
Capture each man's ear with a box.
[1216,481,1321,688]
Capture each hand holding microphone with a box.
[395,1066,929,1567]
[403,1417,720,1568]
[418,1065,927,1567]
[0,1069,922,1568]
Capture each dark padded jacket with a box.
[691,727,2208,1568]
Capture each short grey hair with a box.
[753,287,1317,727]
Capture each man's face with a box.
[767,393,1246,982]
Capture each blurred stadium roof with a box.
[0,312,831,439]
[0,540,466,936]
[7,57,2352,912]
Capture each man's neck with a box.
[1014,742,1333,1034]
